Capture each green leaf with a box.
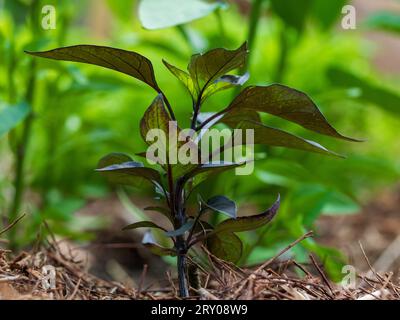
[236,121,344,158]
[201,73,250,102]
[206,232,243,263]
[138,0,226,30]
[96,161,161,186]
[227,84,360,141]
[162,59,197,100]
[140,94,172,144]
[326,66,400,116]
[122,221,166,231]
[142,232,176,256]
[270,0,313,32]
[203,195,237,219]
[26,45,160,91]
[165,220,195,237]
[188,42,248,94]
[214,195,280,234]
[365,11,400,34]
[0,102,30,137]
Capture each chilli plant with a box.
[26,43,359,297]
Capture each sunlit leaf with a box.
[26,45,160,91]
[206,232,242,263]
[138,0,227,30]
[188,43,248,94]
[214,195,280,234]
[201,72,250,102]
[162,59,197,100]
[227,84,360,141]
[0,102,30,137]
[122,220,166,231]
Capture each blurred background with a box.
[0,0,399,285]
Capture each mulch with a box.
[0,232,399,300]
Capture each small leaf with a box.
[188,43,248,94]
[206,232,243,263]
[142,232,176,256]
[96,161,161,185]
[202,195,237,219]
[201,72,250,102]
[26,45,160,91]
[122,221,166,231]
[227,84,360,141]
[163,59,197,100]
[214,195,280,234]
[165,220,195,237]
[0,102,30,137]
[138,0,226,30]
[140,94,173,145]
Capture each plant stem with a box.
[8,60,36,247]
[244,0,265,72]
[274,25,289,83]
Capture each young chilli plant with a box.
[26,43,359,297]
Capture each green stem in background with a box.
[273,25,290,83]
[214,8,226,46]
[242,0,265,73]
[8,60,37,247]
[8,0,40,248]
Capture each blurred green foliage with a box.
[0,0,399,280]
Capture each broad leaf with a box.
[142,232,176,256]
[214,195,280,234]
[203,195,237,219]
[165,220,195,237]
[26,45,160,91]
[0,102,30,137]
[122,221,166,231]
[226,84,359,141]
[206,232,243,263]
[96,161,161,186]
[311,0,348,30]
[188,43,248,94]
[138,0,226,30]
[234,121,344,158]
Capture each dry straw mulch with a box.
[0,232,399,300]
